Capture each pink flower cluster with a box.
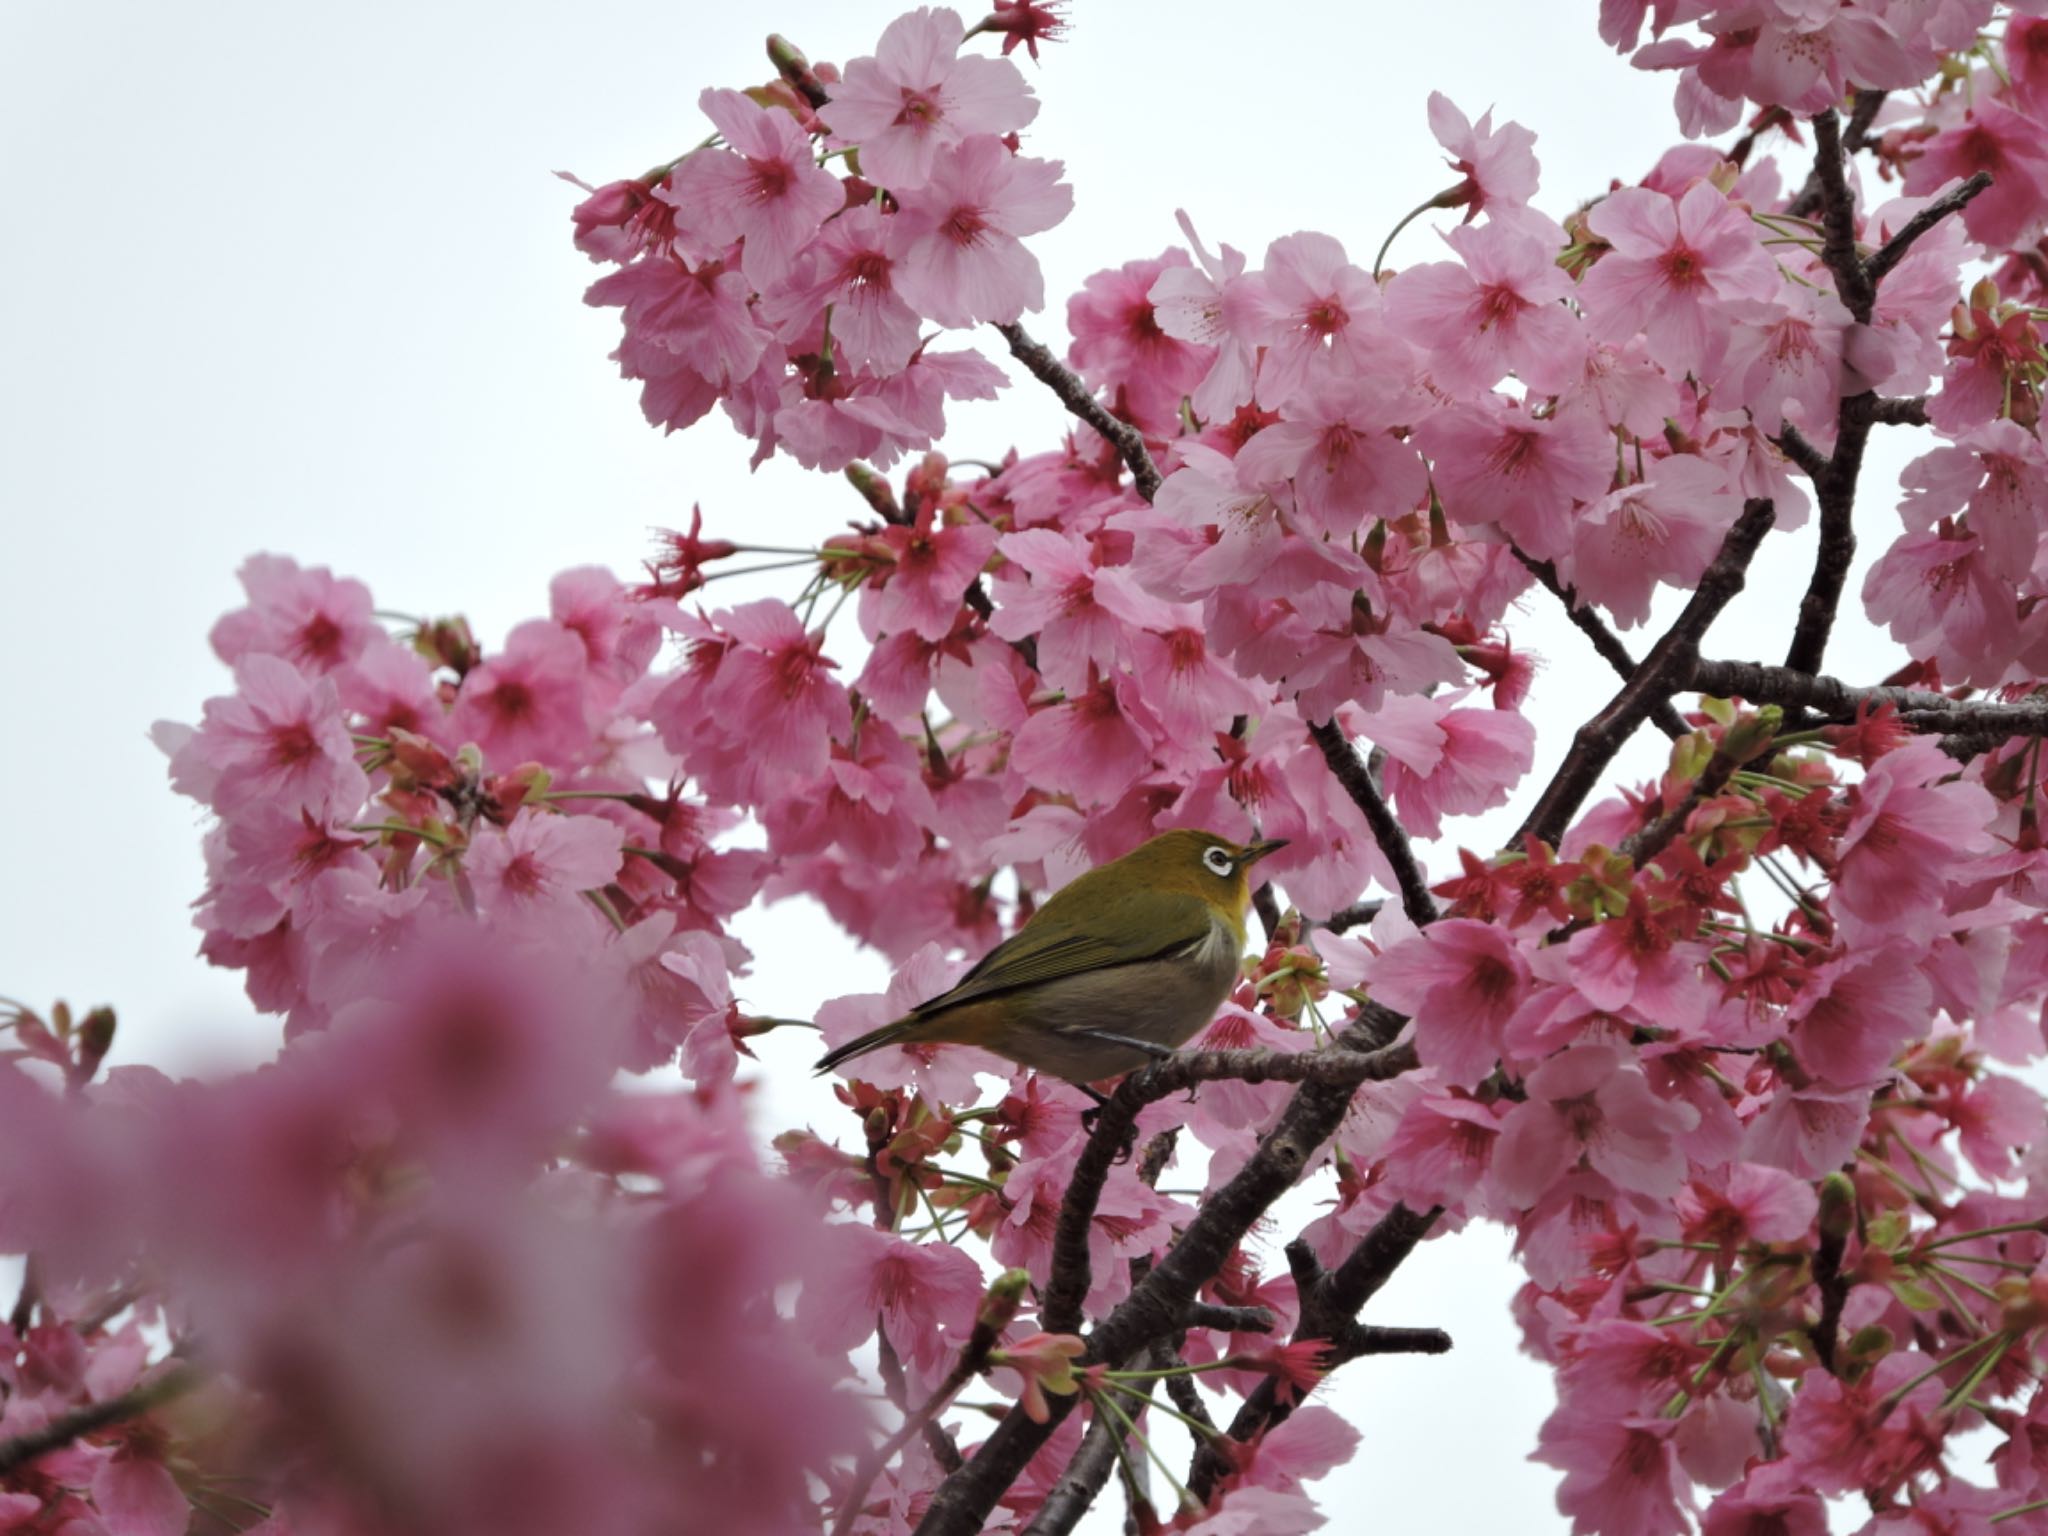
[13,5,2048,1536]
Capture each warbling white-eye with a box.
[815,830,1288,1084]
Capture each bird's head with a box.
[1114,829,1289,913]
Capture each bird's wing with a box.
[911,888,1222,1017]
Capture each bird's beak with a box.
[1243,838,1289,866]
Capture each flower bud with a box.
[1817,1172,1857,1242]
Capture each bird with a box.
[814,830,1287,1085]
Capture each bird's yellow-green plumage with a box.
[814,830,1287,1085]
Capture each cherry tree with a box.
[10,4,2048,1534]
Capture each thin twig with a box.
[1866,172,1993,286]
[994,322,1163,503]
[1318,900,1384,934]
[1514,500,1777,849]
[1867,396,1930,427]
[1514,548,1688,739]
[1809,109,1874,322]
[1307,720,1439,928]
[1188,1206,1444,1501]
[0,1367,198,1477]
[833,1298,1010,1536]
[1039,1040,1420,1335]
[1690,659,2048,742]
[914,1004,1414,1536]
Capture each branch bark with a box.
[995,322,1163,503]
[1513,499,1777,849]
[0,1367,197,1477]
[1690,659,2048,742]
[914,1005,1414,1536]
[1307,719,1440,929]
[1514,549,1689,740]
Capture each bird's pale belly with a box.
[976,919,1243,1083]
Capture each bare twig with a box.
[1318,899,1384,934]
[1868,396,1930,427]
[1866,172,1993,286]
[1809,110,1874,323]
[1690,659,2048,742]
[1514,500,1777,849]
[914,1004,1414,1536]
[1307,719,1440,928]
[0,1367,198,1477]
[833,1288,1014,1536]
[1188,1205,1444,1501]
[1040,1039,1419,1335]
[995,322,1163,503]
[1514,547,1688,740]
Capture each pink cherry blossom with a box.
[1426,92,1541,222]
[892,136,1073,327]
[762,203,924,373]
[665,89,844,288]
[1386,218,1583,397]
[466,810,625,923]
[1494,1043,1701,1206]
[1903,101,2048,250]
[1566,453,1745,630]
[1369,919,1532,1086]
[447,620,595,769]
[1577,182,1777,376]
[819,6,1039,192]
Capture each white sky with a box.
[1,2,1924,1531]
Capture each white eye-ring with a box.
[1202,846,1235,877]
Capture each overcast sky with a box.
[2,3,1921,1530]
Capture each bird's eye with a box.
[1202,847,1235,877]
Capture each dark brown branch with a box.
[1810,110,1874,323]
[1868,396,1930,427]
[1251,882,1282,947]
[1318,899,1384,934]
[1189,1205,1444,1501]
[0,1366,197,1477]
[1330,1324,1454,1363]
[1775,423,1830,483]
[1514,499,1777,849]
[1307,719,1439,928]
[1866,171,1993,286]
[995,322,1163,503]
[1514,548,1688,740]
[1616,713,1781,870]
[1182,1303,1276,1335]
[1040,1039,1419,1334]
[1690,658,2048,741]
[915,1004,1413,1536]
[1020,1399,1129,1536]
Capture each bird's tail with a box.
[814,1016,919,1076]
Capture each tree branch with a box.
[1866,171,1993,286]
[994,322,1163,503]
[1020,1398,1131,1536]
[1307,719,1439,928]
[1513,499,1777,849]
[1188,1205,1444,1501]
[1317,900,1384,934]
[1040,1039,1419,1335]
[1513,548,1688,740]
[1690,658,2048,741]
[914,1005,1414,1536]
[1868,396,1930,428]
[1809,109,1874,323]
[0,1367,198,1477]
